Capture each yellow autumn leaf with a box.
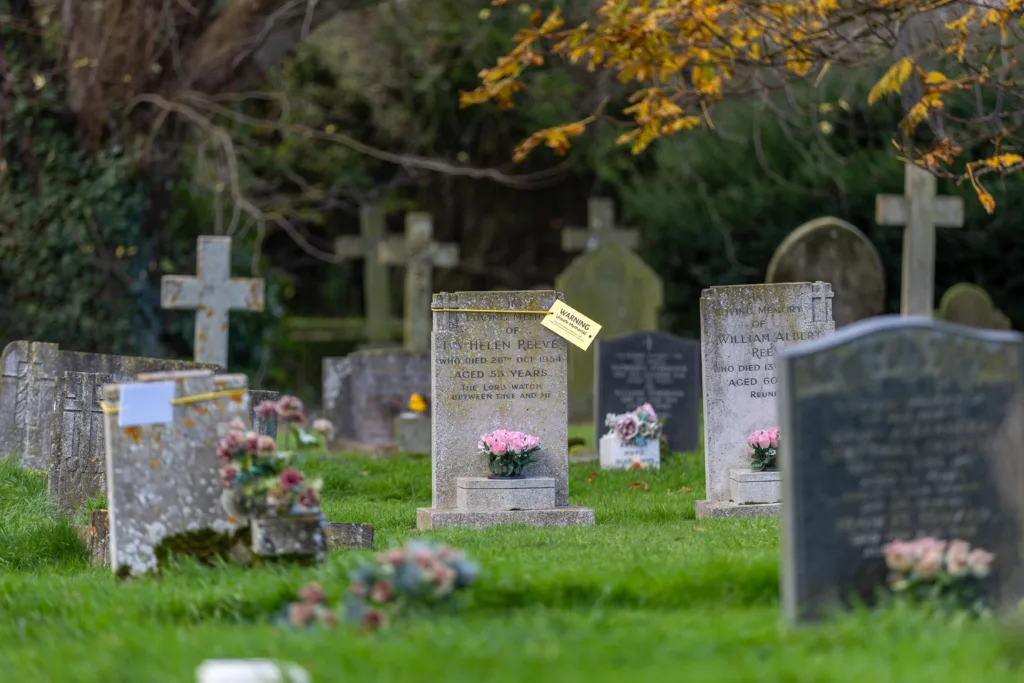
[983,154,1024,170]
[923,71,948,85]
[867,57,915,106]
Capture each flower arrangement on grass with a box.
[884,537,995,616]
[282,541,479,631]
[746,428,779,471]
[408,393,429,415]
[604,403,662,446]
[218,396,325,518]
[479,429,541,478]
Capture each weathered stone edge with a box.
[694,500,781,519]
[416,506,595,530]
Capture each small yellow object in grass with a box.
[409,393,428,413]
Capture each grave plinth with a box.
[456,476,555,511]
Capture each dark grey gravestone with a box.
[779,315,1024,622]
[248,390,280,437]
[594,332,700,453]
[322,349,430,446]
[49,372,114,513]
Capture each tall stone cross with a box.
[378,212,459,353]
[562,198,640,254]
[876,163,964,316]
[161,236,265,367]
[336,204,392,345]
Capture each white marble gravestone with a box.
[161,236,266,367]
[416,290,594,529]
[102,369,248,575]
[696,282,834,519]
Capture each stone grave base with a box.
[728,468,780,504]
[325,522,374,550]
[695,500,780,519]
[416,506,595,530]
[456,476,555,511]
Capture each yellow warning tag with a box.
[541,300,602,351]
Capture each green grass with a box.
[0,454,1020,682]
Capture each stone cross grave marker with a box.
[934,283,1011,331]
[696,282,834,519]
[103,369,248,576]
[161,235,266,367]
[778,316,1024,621]
[876,163,964,317]
[0,341,220,469]
[595,331,701,454]
[561,198,639,254]
[322,348,430,447]
[766,216,885,328]
[417,290,595,530]
[378,213,459,354]
[335,204,394,346]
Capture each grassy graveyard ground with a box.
[0,456,1021,682]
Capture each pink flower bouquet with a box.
[746,428,779,471]
[883,537,995,616]
[604,403,662,446]
[478,429,541,477]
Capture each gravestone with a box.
[934,283,1011,330]
[248,389,281,437]
[335,204,401,347]
[322,349,430,446]
[779,316,1024,621]
[561,198,640,253]
[766,217,885,327]
[595,331,701,454]
[696,282,835,519]
[556,247,663,422]
[0,341,219,469]
[876,163,964,316]
[417,290,595,529]
[103,370,248,576]
[161,235,266,367]
[378,212,459,353]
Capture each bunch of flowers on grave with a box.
[884,537,995,617]
[218,396,324,519]
[408,393,430,415]
[479,429,541,478]
[604,403,662,446]
[280,541,479,631]
[746,428,779,471]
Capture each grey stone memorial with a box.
[103,370,249,576]
[934,283,1012,331]
[335,204,396,347]
[416,290,595,529]
[779,316,1024,621]
[161,235,266,367]
[322,349,430,446]
[49,372,115,513]
[595,331,700,454]
[0,340,219,469]
[248,389,281,437]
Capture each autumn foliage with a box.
[462,0,1024,212]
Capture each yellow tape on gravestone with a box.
[541,300,602,350]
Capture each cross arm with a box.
[161,276,202,309]
[225,279,267,312]
[876,195,964,228]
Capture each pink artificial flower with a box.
[379,549,407,566]
[227,418,246,431]
[614,414,640,443]
[945,539,971,577]
[916,547,944,580]
[747,431,761,448]
[311,418,334,441]
[255,400,278,419]
[219,465,237,489]
[220,430,245,453]
[883,540,916,573]
[756,431,771,449]
[745,446,754,457]
[967,548,995,578]
[255,435,277,457]
[296,487,320,510]
[279,467,304,489]
[477,439,485,450]
[244,434,260,454]
[432,565,457,593]
[768,428,780,449]
[276,396,305,423]
[637,403,658,421]
[288,602,316,627]
[362,608,387,630]
[216,447,232,466]
[524,435,540,450]
[491,440,507,455]
[370,579,395,604]
[298,582,326,604]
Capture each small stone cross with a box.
[336,205,392,345]
[378,213,459,353]
[161,236,265,367]
[562,198,639,254]
[876,163,964,316]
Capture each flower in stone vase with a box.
[747,428,779,471]
[605,404,663,446]
[311,418,335,442]
[883,537,995,617]
[408,394,429,415]
[479,429,541,477]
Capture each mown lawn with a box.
[0,451,1020,683]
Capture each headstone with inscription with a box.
[0,341,220,469]
[778,316,1024,621]
[322,349,430,447]
[595,331,700,454]
[48,372,115,513]
[766,216,885,328]
[696,282,835,519]
[934,283,1012,331]
[103,370,248,576]
[416,290,595,529]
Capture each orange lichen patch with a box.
[227,516,238,524]
[183,418,195,427]
[228,392,244,403]
[125,427,143,444]
[150,459,159,469]
[205,309,214,318]
[152,506,160,513]
[198,332,208,341]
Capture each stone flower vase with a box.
[250,511,328,560]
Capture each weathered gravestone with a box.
[766,217,885,328]
[102,370,248,576]
[778,316,1024,621]
[49,373,275,514]
[595,331,701,454]
[696,282,835,519]
[335,204,396,347]
[322,349,430,446]
[556,246,663,422]
[0,341,220,469]
[248,389,281,437]
[934,283,1011,331]
[417,290,595,529]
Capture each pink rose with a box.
[637,403,658,421]
[916,548,944,580]
[244,434,260,454]
[288,602,316,627]
[279,467,304,489]
[883,540,916,573]
[768,428,779,448]
[362,608,386,630]
[491,440,507,455]
[296,487,320,510]
[945,539,971,577]
[255,435,277,457]
[298,582,326,604]
[370,580,395,604]
[614,414,640,443]
[276,396,305,423]
[216,447,232,466]
[756,431,771,449]
[524,435,540,450]
[747,431,760,448]
[219,465,237,489]
[967,548,995,578]
[220,430,245,454]
[255,400,278,419]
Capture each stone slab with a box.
[325,522,375,550]
[251,514,327,559]
[417,505,595,529]
[729,468,781,504]
[456,476,556,511]
[74,509,110,566]
[49,372,113,513]
[395,412,430,454]
[695,500,781,519]
[598,434,660,469]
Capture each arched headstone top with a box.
[935,283,1012,330]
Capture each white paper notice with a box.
[118,381,176,428]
